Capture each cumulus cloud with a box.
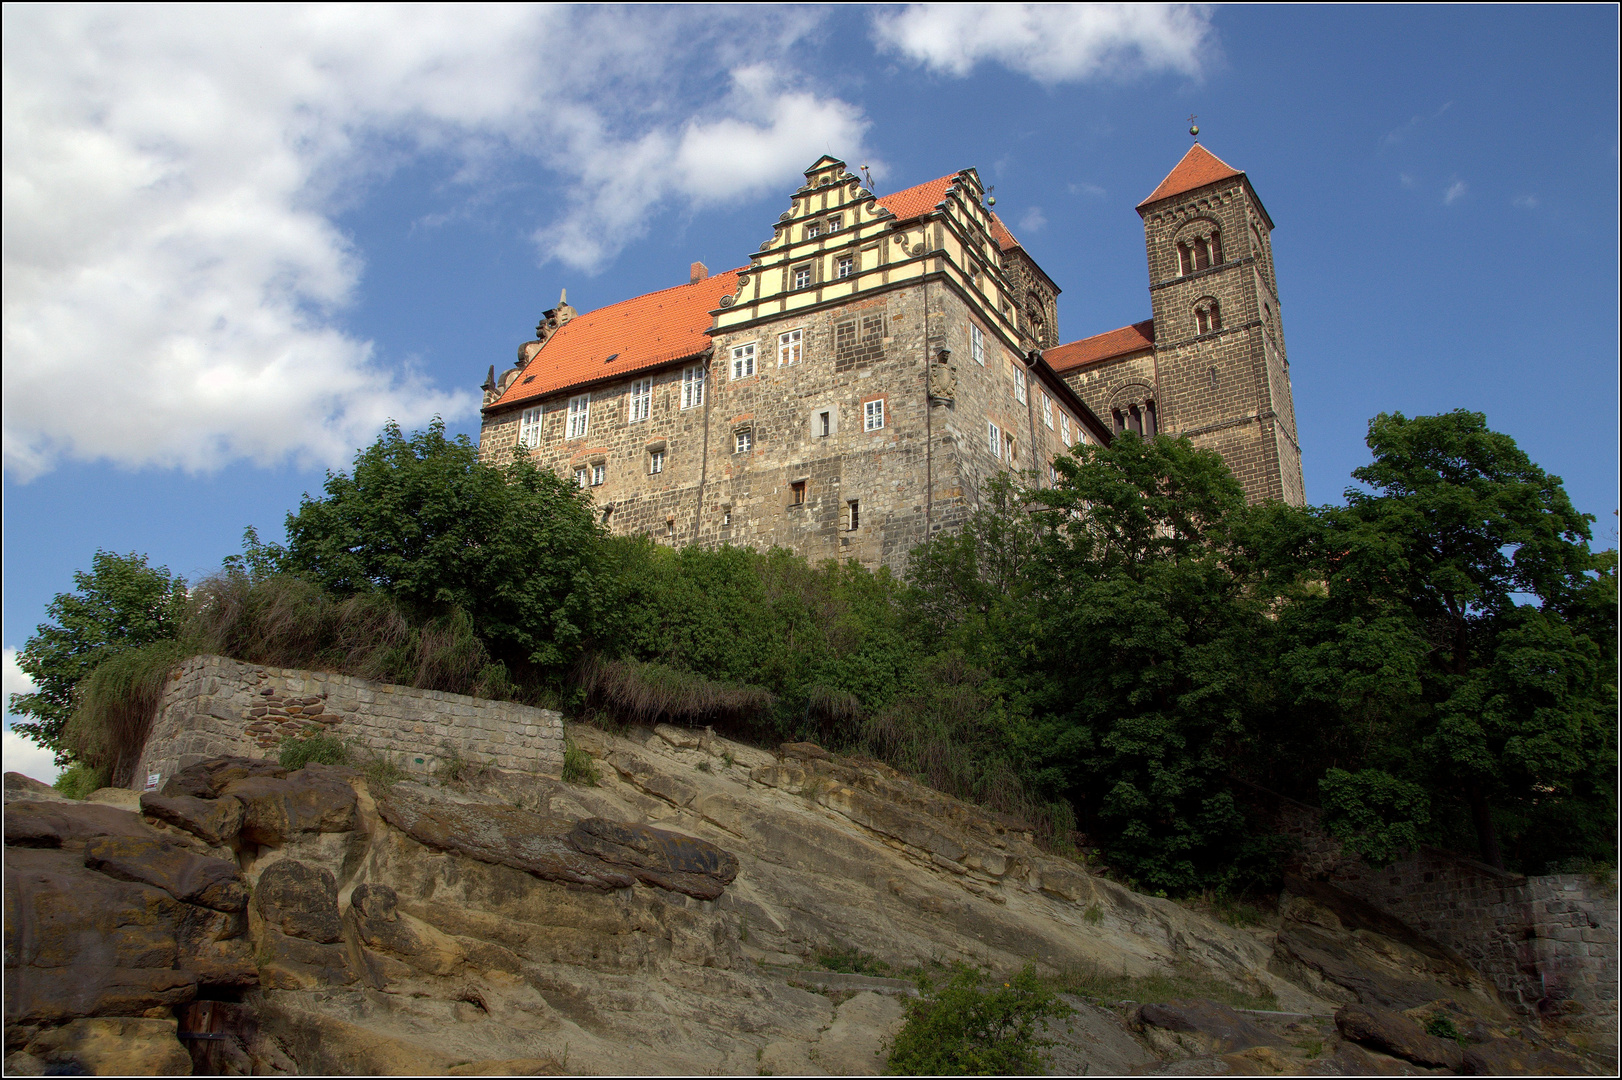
[872,3,1215,84]
[3,727,60,785]
[2,6,867,480]
[4,648,36,703]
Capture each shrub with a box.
[578,654,773,728]
[815,946,891,976]
[361,752,405,789]
[278,730,351,769]
[60,639,186,787]
[887,963,1072,1076]
[562,739,599,786]
[52,762,108,800]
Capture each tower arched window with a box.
[1176,227,1222,276]
[1195,298,1221,335]
[1112,400,1157,437]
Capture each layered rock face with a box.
[4,726,1607,1075]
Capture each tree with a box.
[9,551,187,760]
[282,420,604,674]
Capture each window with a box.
[817,410,831,437]
[790,481,806,505]
[628,379,652,423]
[1178,242,1194,276]
[970,266,980,289]
[730,342,756,380]
[837,256,853,278]
[1005,433,1017,462]
[806,222,820,239]
[1114,402,1157,436]
[793,265,812,290]
[1041,393,1053,429]
[591,463,605,486]
[778,329,802,367]
[1012,366,1027,404]
[649,449,665,474]
[722,507,732,527]
[1049,464,1058,485]
[1195,299,1221,335]
[734,429,752,454]
[566,395,590,439]
[987,421,1001,457]
[1060,413,1071,445]
[827,215,842,232]
[848,500,859,531]
[970,324,985,366]
[864,398,884,431]
[574,467,589,488]
[1144,400,1158,436]
[518,406,543,448]
[681,364,706,409]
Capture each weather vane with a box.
[1188,114,1200,139]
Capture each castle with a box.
[478,143,1304,572]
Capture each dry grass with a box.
[61,639,186,787]
[578,654,773,728]
[1049,961,1277,1011]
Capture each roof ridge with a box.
[569,264,746,315]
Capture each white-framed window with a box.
[806,222,821,239]
[778,329,802,367]
[987,421,1001,458]
[566,395,590,439]
[971,324,985,366]
[1049,463,1059,485]
[591,463,605,486]
[864,399,884,431]
[734,429,753,454]
[1013,366,1027,404]
[1005,433,1017,462]
[518,406,543,448]
[827,215,842,232]
[730,342,756,380]
[1041,393,1053,429]
[649,449,665,474]
[681,364,705,409]
[1060,413,1071,445]
[793,265,812,290]
[837,255,853,278]
[816,410,831,437]
[628,379,652,423]
[574,467,589,489]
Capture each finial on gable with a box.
[1188,114,1200,139]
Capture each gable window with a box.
[574,467,589,489]
[1195,299,1221,335]
[734,429,753,454]
[793,265,812,290]
[1041,393,1053,429]
[778,329,802,367]
[827,215,842,232]
[591,463,605,486]
[864,398,884,431]
[837,255,853,278]
[566,395,590,439]
[518,406,543,448]
[730,342,756,380]
[987,421,1001,458]
[649,449,665,474]
[970,324,985,366]
[681,364,706,409]
[790,481,806,505]
[1012,366,1027,404]
[1060,413,1071,445]
[628,379,652,422]
[806,222,821,239]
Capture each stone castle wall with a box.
[1252,784,1618,1037]
[134,655,564,789]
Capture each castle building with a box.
[478,144,1304,573]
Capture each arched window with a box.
[1112,400,1157,437]
[1177,225,1223,276]
[1195,298,1222,335]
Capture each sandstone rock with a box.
[345,882,466,976]
[222,767,357,845]
[1460,1035,1600,1075]
[653,723,703,750]
[446,1058,566,1075]
[256,926,359,990]
[566,817,738,900]
[4,847,182,971]
[4,800,161,849]
[1131,998,1290,1057]
[1335,1003,1464,1071]
[85,787,144,811]
[253,859,342,943]
[162,756,286,799]
[3,773,64,803]
[3,966,196,1024]
[83,834,248,912]
[780,741,831,760]
[140,792,244,847]
[23,1016,191,1076]
[606,751,698,807]
[1308,1040,1429,1075]
[373,783,637,891]
[175,905,258,989]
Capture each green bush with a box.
[815,945,891,976]
[886,963,1072,1076]
[53,762,108,800]
[278,730,352,769]
[60,639,186,786]
[562,739,599,786]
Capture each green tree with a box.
[887,964,1072,1076]
[282,420,603,674]
[9,551,187,760]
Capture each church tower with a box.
[1137,144,1304,505]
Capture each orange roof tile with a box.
[988,213,1020,252]
[491,269,742,409]
[874,173,955,222]
[1138,144,1243,208]
[1046,320,1155,372]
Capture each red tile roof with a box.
[988,213,1021,252]
[1138,144,1243,208]
[491,268,742,409]
[874,173,955,222]
[1045,320,1155,373]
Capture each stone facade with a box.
[134,655,564,789]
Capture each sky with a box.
[4,4,1618,781]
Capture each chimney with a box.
[690,261,709,284]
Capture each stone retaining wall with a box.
[135,655,564,789]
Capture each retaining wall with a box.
[135,655,564,789]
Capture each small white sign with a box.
[145,773,162,791]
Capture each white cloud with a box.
[2,6,867,480]
[4,647,37,702]
[1018,206,1048,232]
[3,726,60,785]
[873,3,1215,84]
[1069,182,1107,197]
[1444,179,1468,205]
[1400,173,1418,189]
[1514,194,1539,209]
[1383,101,1453,147]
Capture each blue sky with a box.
[4,5,1617,779]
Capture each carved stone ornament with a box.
[929,362,958,401]
[759,240,772,251]
[779,211,793,223]
[911,244,928,257]
[736,276,749,287]
[718,295,735,308]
